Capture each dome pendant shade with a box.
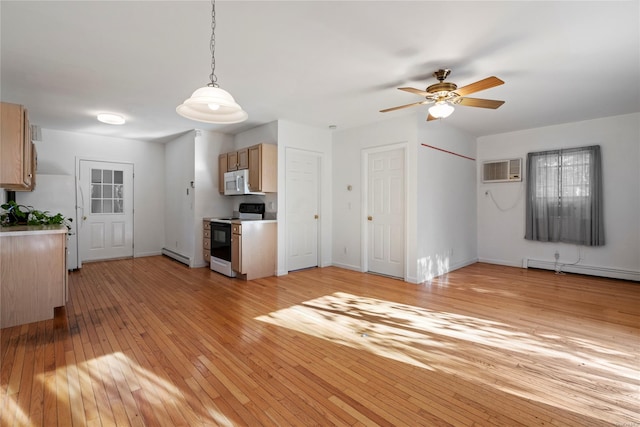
[428,102,455,119]
[176,85,248,124]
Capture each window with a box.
[90,168,125,214]
[525,145,604,246]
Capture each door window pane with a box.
[103,184,113,198]
[90,168,125,214]
[91,169,102,183]
[91,184,101,198]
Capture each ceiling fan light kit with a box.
[380,68,505,122]
[428,102,455,119]
[176,0,247,124]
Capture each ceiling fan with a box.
[380,69,505,121]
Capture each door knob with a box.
[83,216,87,221]
[367,216,373,221]
[314,214,319,219]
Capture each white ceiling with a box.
[2,1,639,142]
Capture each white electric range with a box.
[209,203,265,277]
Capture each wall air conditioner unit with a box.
[482,158,522,183]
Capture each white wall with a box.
[164,130,234,267]
[332,114,419,280]
[235,121,277,148]
[194,130,235,219]
[34,128,165,257]
[277,120,333,275]
[477,113,640,281]
[417,120,478,282]
[164,131,196,262]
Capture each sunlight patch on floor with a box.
[1,388,31,427]
[34,351,233,427]
[255,291,639,424]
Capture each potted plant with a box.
[0,200,72,229]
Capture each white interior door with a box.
[366,147,405,278]
[286,149,319,271]
[78,160,134,262]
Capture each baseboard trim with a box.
[525,259,639,282]
[479,257,639,282]
[134,251,162,258]
[477,258,524,268]
[161,248,191,267]
[330,262,362,272]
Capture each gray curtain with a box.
[525,145,604,246]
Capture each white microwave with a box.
[223,169,265,196]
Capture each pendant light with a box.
[177,0,247,124]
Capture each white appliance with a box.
[209,203,265,277]
[482,158,523,183]
[223,169,265,196]
[15,174,79,270]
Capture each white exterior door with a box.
[78,160,134,263]
[366,147,405,278]
[286,149,319,271]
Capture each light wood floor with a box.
[1,257,638,426]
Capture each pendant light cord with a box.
[209,0,218,88]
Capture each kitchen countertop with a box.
[0,224,68,236]
[204,217,277,224]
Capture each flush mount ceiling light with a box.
[97,113,125,125]
[176,0,248,124]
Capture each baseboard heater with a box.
[524,258,639,282]
[161,248,191,266]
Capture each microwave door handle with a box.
[236,175,241,192]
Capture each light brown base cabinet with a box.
[0,225,68,329]
[231,221,277,280]
[203,219,211,263]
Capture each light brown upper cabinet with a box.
[1,102,36,191]
[248,143,277,193]
[226,148,248,172]
[237,148,249,170]
[219,143,277,194]
[227,151,238,171]
[218,153,228,193]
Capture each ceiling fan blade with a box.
[427,114,438,121]
[454,76,504,97]
[380,101,427,113]
[457,97,505,109]
[398,87,431,97]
